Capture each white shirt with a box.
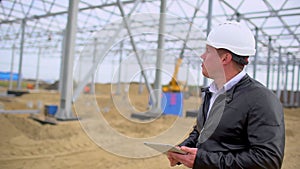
[206,71,246,119]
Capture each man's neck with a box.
[226,71,240,82]
[213,77,226,90]
[214,70,241,90]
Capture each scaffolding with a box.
[1,0,300,119]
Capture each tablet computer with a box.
[144,142,187,155]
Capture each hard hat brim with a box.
[205,40,256,56]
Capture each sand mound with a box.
[3,115,78,140]
[0,84,299,169]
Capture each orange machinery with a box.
[162,58,185,92]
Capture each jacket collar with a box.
[225,74,250,103]
[201,72,250,102]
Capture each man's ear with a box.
[222,52,232,64]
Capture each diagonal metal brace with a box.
[72,0,141,102]
[116,0,156,105]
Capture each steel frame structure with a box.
[1,0,300,118]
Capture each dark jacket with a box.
[179,74,285,169]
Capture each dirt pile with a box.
[0,84,299,169]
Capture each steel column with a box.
[296,64,300,107]
[59,30,66,93]
[35,46,42,90]
[203,0,213,87]
[276,47,282,99]
[17,19,26,90]
[9,44,16,90]
[153,0,167,112]
[283,55,289,106]
[266,36,272,88]
[56,0,79,120]
[253,27,258,79]
[197,59,201,87]
[138,50,145,94]
[116,41,123,95]
[184,61,190,99]
[90,38,97,94]
[289,55,296,106]
[271,60,275,90]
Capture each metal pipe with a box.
[138,73,143,94]
[116,41,123,95]
[59,30,65,93]
[138,50,145,95]
[296,64,300,107]
[289,55,296,106]
[56,0,79,120]
[253,27,258,79]
[266,36,272,88]
[271,61,275,90]
[90,38,97,94]
[35,46,42,90]
[9,44,15,90]
[184,61,190,99]
[153,0,167,112]
[197,59,201,87]
[276,47,282,100]
[17,19,26,90]
[283,55,289,106]
[203,0,213,87]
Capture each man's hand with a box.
[167,151,180,167]
[167,146,198,168]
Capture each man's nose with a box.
[200,53,205,60]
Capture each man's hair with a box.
[216,48,249,70]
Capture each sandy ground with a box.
[0,83,299,169]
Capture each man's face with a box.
[200,45,224,79]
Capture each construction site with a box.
[0,0,300,168]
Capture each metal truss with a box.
[0,0,299,108]
[1,0,298,56]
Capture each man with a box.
[167,21,285,168]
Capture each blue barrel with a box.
[162,92,183,117]
[148,92,183,117]
[45,105,58,116]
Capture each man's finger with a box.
[180,146,197,154]
[167,152,181,167]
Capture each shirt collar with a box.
[209,70,246,93]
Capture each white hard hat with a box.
[206,21,256,56]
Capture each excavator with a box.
[162,57,186,93]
